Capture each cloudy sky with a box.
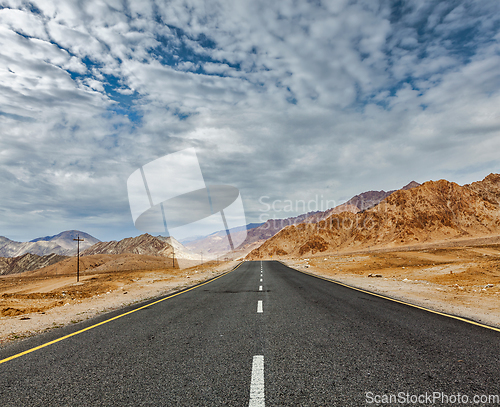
[1,0,500,242]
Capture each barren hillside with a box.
[247,175,500,259]
[25,253,178,277]
[0,253,68,276]
[235,181,419,253]
[82,233,198,260]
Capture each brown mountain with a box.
[344,181,420,211]
[465,173,500,206]
[81,233,199,263]
[246,175,500,259]
[233,180,420,252]
[0,253,68,275]
[82,234,173,257]
[184,181,420,258]
[81,233,200,268]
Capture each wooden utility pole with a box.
[73,235,84,282]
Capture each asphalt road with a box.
[1,261,499,406]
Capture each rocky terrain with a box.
[239,181,420,251]
[343,181,420,211]
[184,181,420,257]
[26,253,179,277]
[2,175,499,344]
[81,233,199,261]
[247,175,500,259]
[0,234,202,276]
[82,234,172,257]
[0,253,68,276]
[282,239,500,328]
[0,259,237,342]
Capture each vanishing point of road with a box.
[1,261,499,406]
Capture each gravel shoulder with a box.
[282,244,500,329]
[0,261,238,345]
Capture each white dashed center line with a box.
[259,285,263,291]
[249,355,265,407]
[257,300,263,313]
[260,278,263,282]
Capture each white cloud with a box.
[0,7,48,40]
[0,0,499,241]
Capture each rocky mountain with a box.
[0,230,100,257]
[344,181,420,211]
[30,230,100,250]
[230,181,420,254]
[465,173,500,206]
[82,233,199,260]
[401,181,421,191]
[1,234,202,275]
[182,181,420,257]
[247,175,500,259]
[0,253,68,275]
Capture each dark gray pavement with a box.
[1,261,499,406]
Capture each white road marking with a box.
[257,300,263,313]
[260,278,263,282]
[259,285,262,291]
[249,355,265,407]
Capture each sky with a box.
[1,0,500,242]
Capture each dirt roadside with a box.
[282,243,500,329]
[0,261,238,346]
[2,242,500,347]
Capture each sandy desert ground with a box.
[2,238,500,346]
[0,260,238,345]
[283,240,500,329]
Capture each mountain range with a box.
[0,230,100,258]
[0,233,202,275]
[81,234,199,261]
[247,174,500,259]
[4,174,500,274]
[185,180,420,257]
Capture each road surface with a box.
[1,261,499,406]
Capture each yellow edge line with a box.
[0,262,243,365]
[279,261,500,333]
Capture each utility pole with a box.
[169,237,175,269]
[73,234,84,282]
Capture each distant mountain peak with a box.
[401,181,420,190]
[30,230,100,243]
[0,230,100,257]
[247,175,500,259]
